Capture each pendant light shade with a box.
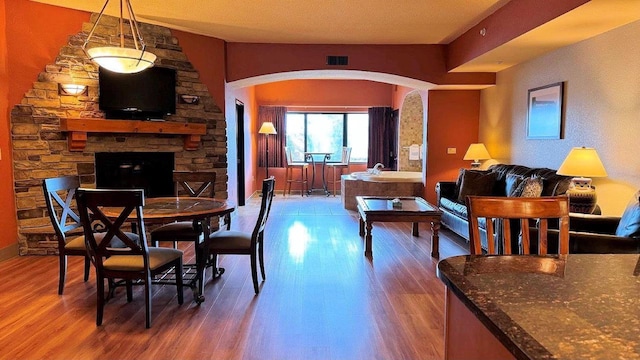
[82,0,156,74]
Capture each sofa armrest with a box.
[569,213,621,234]
[435,181,457,207]
[569,231,640,253]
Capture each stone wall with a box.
[398,91,423,171]
[11,14,228,255]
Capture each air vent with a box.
[327,55,348,66]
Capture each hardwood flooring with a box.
[0,195,468,360]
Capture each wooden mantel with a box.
[59,118,207,151]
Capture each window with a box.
[285,112,369,163]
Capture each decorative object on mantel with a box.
[258,122,277,177]
[527,82,564,139]
[557,146,607,214]
[82,0,156,74]
[180,95,200,104]
[58,84,88,96]
[463,143,491,168]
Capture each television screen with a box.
[99,66,176,120]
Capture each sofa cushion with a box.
[615,191,640,238]
[440,197,468,218]
[456,169,499,203]
[505,174,525,197]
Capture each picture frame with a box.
[526,82,564,139]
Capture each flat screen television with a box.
[99,66,176,120]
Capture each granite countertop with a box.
[437,254,640,360]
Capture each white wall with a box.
[480,20,640,215]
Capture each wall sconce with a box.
[180,94,200,104]
[58,84,88,96]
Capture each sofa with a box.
[435,164,573,251]
[530,191,640,254]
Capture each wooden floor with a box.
[0,195,468,360]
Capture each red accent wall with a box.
[1,2,88,253]
[425,90,480,204]
[172,30,226,113]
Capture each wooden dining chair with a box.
[326,146,352,196]
[465,195,570,255]
[284,146,308,196]
[42,175,90,295]
[207,177,275,294]
[76,188,184,328]
[151,171,224,248]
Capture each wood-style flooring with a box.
[0,195,468,360]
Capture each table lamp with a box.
[259,122,277,177]
[463,143,491,168]
[556,147,607,214]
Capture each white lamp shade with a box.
[463,143,491,161]
[557,147,607,177]
[87,47,156,74]
[259,122,277,135]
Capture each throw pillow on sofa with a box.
[511,176,544,198]
[615,191,640,238]
[456,169,498,203]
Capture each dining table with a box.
[102,196,235,304]
[304,151,332,195]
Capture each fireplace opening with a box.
[95,152,174,198]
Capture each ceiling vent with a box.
[327,55,348,66]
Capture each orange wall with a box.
[425,90,480,204]
[1,1,88,255]
[172,30,226,113]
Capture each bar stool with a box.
[284,146,309,196]
[326,147,352,196]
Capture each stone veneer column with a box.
[11,14,228,255]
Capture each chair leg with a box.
[97,276,105,326]
[145,274,152,329]
[175,259,184,305]
[251,252,259,294]
[126,280,133,302]
[259,242,266,280]
[58,254,67,295]
[83,256,91,282]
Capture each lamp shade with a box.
[557,147,607,177]
[463,143,491,161]
[259,122,277,135]
[87,47,156,74]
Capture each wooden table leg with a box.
[431,219,441,258]
[359,216,365,236]
[412,222,419,237]
[365,221,373,257]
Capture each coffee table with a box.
[356,196,442,258]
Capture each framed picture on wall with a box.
[526,82,564,139]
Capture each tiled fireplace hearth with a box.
[11,15,228,255]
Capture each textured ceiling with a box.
[33,0,640,74]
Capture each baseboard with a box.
[0,242,19,262]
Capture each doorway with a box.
[235,100,246,206]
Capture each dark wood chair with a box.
[465,195,570,255]
[208,177,275,294]
[76,188,184,328]
[42,176,90,295]
[284,146,308,196]
[151,171,225,248]
[326,146,352,196]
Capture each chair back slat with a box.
[252,177,276,243]
[466,196,570,255]
[76,189,147,265]
[173,171,216,198]
[43,176,82,238]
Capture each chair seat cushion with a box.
[65,235,86,251]
[103,247,183,271]
[209,230,251,250]
[94,231,140,248]
[151,221,202,240]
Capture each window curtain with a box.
[258,106,285,168]
[367,107,397,170]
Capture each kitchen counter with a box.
[437,254,640,360]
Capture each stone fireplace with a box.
[12,15,228,255]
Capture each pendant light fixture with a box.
[82,0,156,74]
